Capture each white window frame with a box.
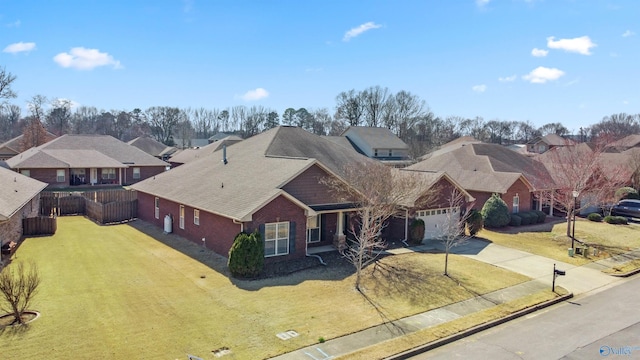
[265,221,289,257]
[154,197,160,219]
[102,168,116,180]
[179,205,185,229]
[56,169,65,183]
[306,215,320,243]
[194,209,200,225]
[20,169,30,177]
[374,149,379,157]
[132,167,141,179]
[388,149,393,157]
[513,193,520,213]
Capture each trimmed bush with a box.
[409,218,425,245]
[509,214,522,227]
[228,231,264,278]
[587,213,603,222]
[604,215,628,225]
[615,187,640,200]
[534,210,547,223]
[481,194,511,228]
[518,212,534,225]
[466,209,483,236]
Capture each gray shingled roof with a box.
[168,137,243,164]
[132,126,377,221]
[128,136,177,157]
[608,134,640,149]
[7,134,168,169]
[0,167,47,221]
[408,143,552,193]
[342,126,409,150]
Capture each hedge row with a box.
[604,215,628,225]
[509,210,547,227]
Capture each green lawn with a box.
[1,216,534,359]
[479,218,640,266]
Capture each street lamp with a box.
[571,190,579,249]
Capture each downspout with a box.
[402,208,409,247]
[232,219,243,233]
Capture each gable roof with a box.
[168,136,243,164]
[419,136,481,160]
[132,126,377,221]
[0,167,47,221]
[341,126,409,150]
[209,133,243,142]
[527,133,571,146]
[0,132,58,156]
[127,136,177,157]
[408,143,551,193]
[6,134,168,169]
[608,134,640,149]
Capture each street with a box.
[413,275,640,360]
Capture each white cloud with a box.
[531,48,548,57]
[3,41,36,54]
[522,66,565,83]
[472,84,487,93]
[241,88,269,101]
[343,22,382,41]
[546,36,596,55]
[5,20,21,28]
[53,47,122,70]
[498,75,517,82]
[476,0,490,7]
[622,30,635,37]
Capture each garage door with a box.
[415,207,459,240]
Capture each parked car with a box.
[611,199,640,219]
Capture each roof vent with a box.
[222,144,228,165]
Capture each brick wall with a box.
[281,164,345,206]
[502,178,532,213]
[0,195,40,246]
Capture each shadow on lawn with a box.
[127,219,353,291]
[492,216,566,235]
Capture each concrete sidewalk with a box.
[270,241,638,360]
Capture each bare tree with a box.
[440,189,474,276]
[335,89,366,127]
[0,262,40,325]
[27,94,47,122]
[324,163,436,291]
[537,140,630,240]
[363,85,390,127]
[0,67,17,107]
[0,104,21,141]
[591,113,640,141]
[21,117,49,151]
[146,106,185,145]
[46,98,72,136]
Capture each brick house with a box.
[5,134,169,189]
[0,166,47,250]
[132,126,470,263]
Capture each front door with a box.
[90,168,97,185]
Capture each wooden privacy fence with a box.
[40,189,137,224]
[23,216,57,236]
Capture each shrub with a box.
[534,210,547,223]
[481,194,511,228]
[228,231,264,278]
[509,214,522,226]
[409,218,425,245]
[615,187,640,200]
[466,209,483,236]
[587,213,602,222]
[518,212,534,225]
[604,215,628,225]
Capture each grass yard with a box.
[480,218,640,267]
[1,216,534,359]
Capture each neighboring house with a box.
[131,126,467,263]
[208,132,241,143]
[172,138,210,149]
[408,142,554,215]
[0,166,47,248]
[5,134,169,189]
[607,134,640,151]
[526,134,572,154]
[339,126,413,167]
[168,135,243,166]
[128,136,177,160]
[0,132,57,161]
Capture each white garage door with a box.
[416,207,459,240]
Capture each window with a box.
[374,149,379,157]
[102,168,116,180]
[388,149,393,157]
[154,197,160,219]
[265,222,289,257]
[513,193,520,213]
[20,169,30,177]
[56,169,65,183]
[179,205,185,229]
[133,167,141,179]
[194,209,200,225]
[306,215,320,243]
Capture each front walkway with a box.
[271,239,638,360]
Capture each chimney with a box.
[222,144,228,165]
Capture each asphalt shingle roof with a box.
[0,167,47,221]
[342,126,409,150]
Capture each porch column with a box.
[549,191,554,216]
[537,191,542,211]
[333,211,346,251]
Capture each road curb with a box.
[609,267,640,278]
[385,292,574,360]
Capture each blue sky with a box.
[1,0,638,132]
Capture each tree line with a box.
[1,68,639,156]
